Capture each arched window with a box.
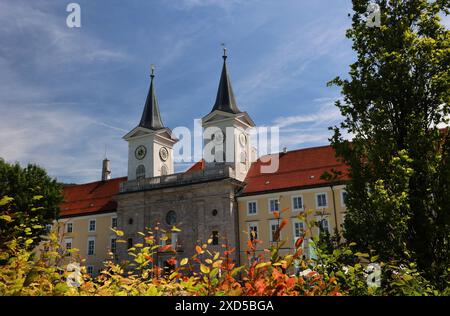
[240,151,247,164]
[136,165,145,180]
[161,164,168,176]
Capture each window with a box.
[302,238,317,260]
[247,201,257,215]
[292,196,303,211]
[317,217,330,235]
[66,223,73,233]
[110,238,117,254]
[269,199,279,213]
[316,193,328,208]
[128,218,133,225]
[127,238,133,249]
[65,238,72,256]
[247,222,258,241]
[136,165,145,180]
[341,190,348,207]
[240,151,247,164]
[161,164,168,176]
[269,219,280,242]
[87,238,95,256]
[88,219,96,232]
[111,217,117,228]
[87,265,94,275]
[293,220,305,243]
[212,231,219,245]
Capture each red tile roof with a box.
[186,159,205,172]
[60,146,348,216]
[60,177,126,217]
[241,145,349,195]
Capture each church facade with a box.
[55,53,349,275]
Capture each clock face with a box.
[159,147,169,161]
[135,145,147,160]
[212,130,224,145]
[239,133,247,146]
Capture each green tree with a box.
[329,0,450,289]
[0,159,63,244]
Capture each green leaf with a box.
[200,264,210,274]
[255,262,271,270]
[180,258,189,266]
[0,215,12,222]
[0,196,13,206]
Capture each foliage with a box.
[328,0,450,289]
[1,197,448,296]
[0,159,63,245]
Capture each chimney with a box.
[102,158,111,181]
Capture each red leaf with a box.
[295,236,304,249]
[159,245,172,252]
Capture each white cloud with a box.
[271,99,350,149]
[0,1,127,69]
[0,101,128,182]
[236,17,348,106]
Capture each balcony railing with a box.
[119,164,235,193]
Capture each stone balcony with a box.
[119,164,236,194]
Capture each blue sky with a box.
[0,0,370,183]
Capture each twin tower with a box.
[123,51,256,182]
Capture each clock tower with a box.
[202,49,255,181]
[123,66,177,181]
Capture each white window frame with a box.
[268,198,280,213]
[316,216,331,235]
[315,192,328,209]
[66,222,73,233]
[247,201,258,216]
[247,222,259,241]
[291,195,304,212]
[87,237,95,256]
[292,219,305,244]
[64,238,73,252]
[269,219,280,242]
[88,219,96,232]
[341,190,348,208]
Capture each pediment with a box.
[123,126,154,140]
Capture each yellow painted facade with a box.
[52,212,117,276]
[237,185,347,265]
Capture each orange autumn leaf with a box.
[159,245,172,252]
[279,218,288,230]
[195,245,203,254]
[273,211,280,218]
